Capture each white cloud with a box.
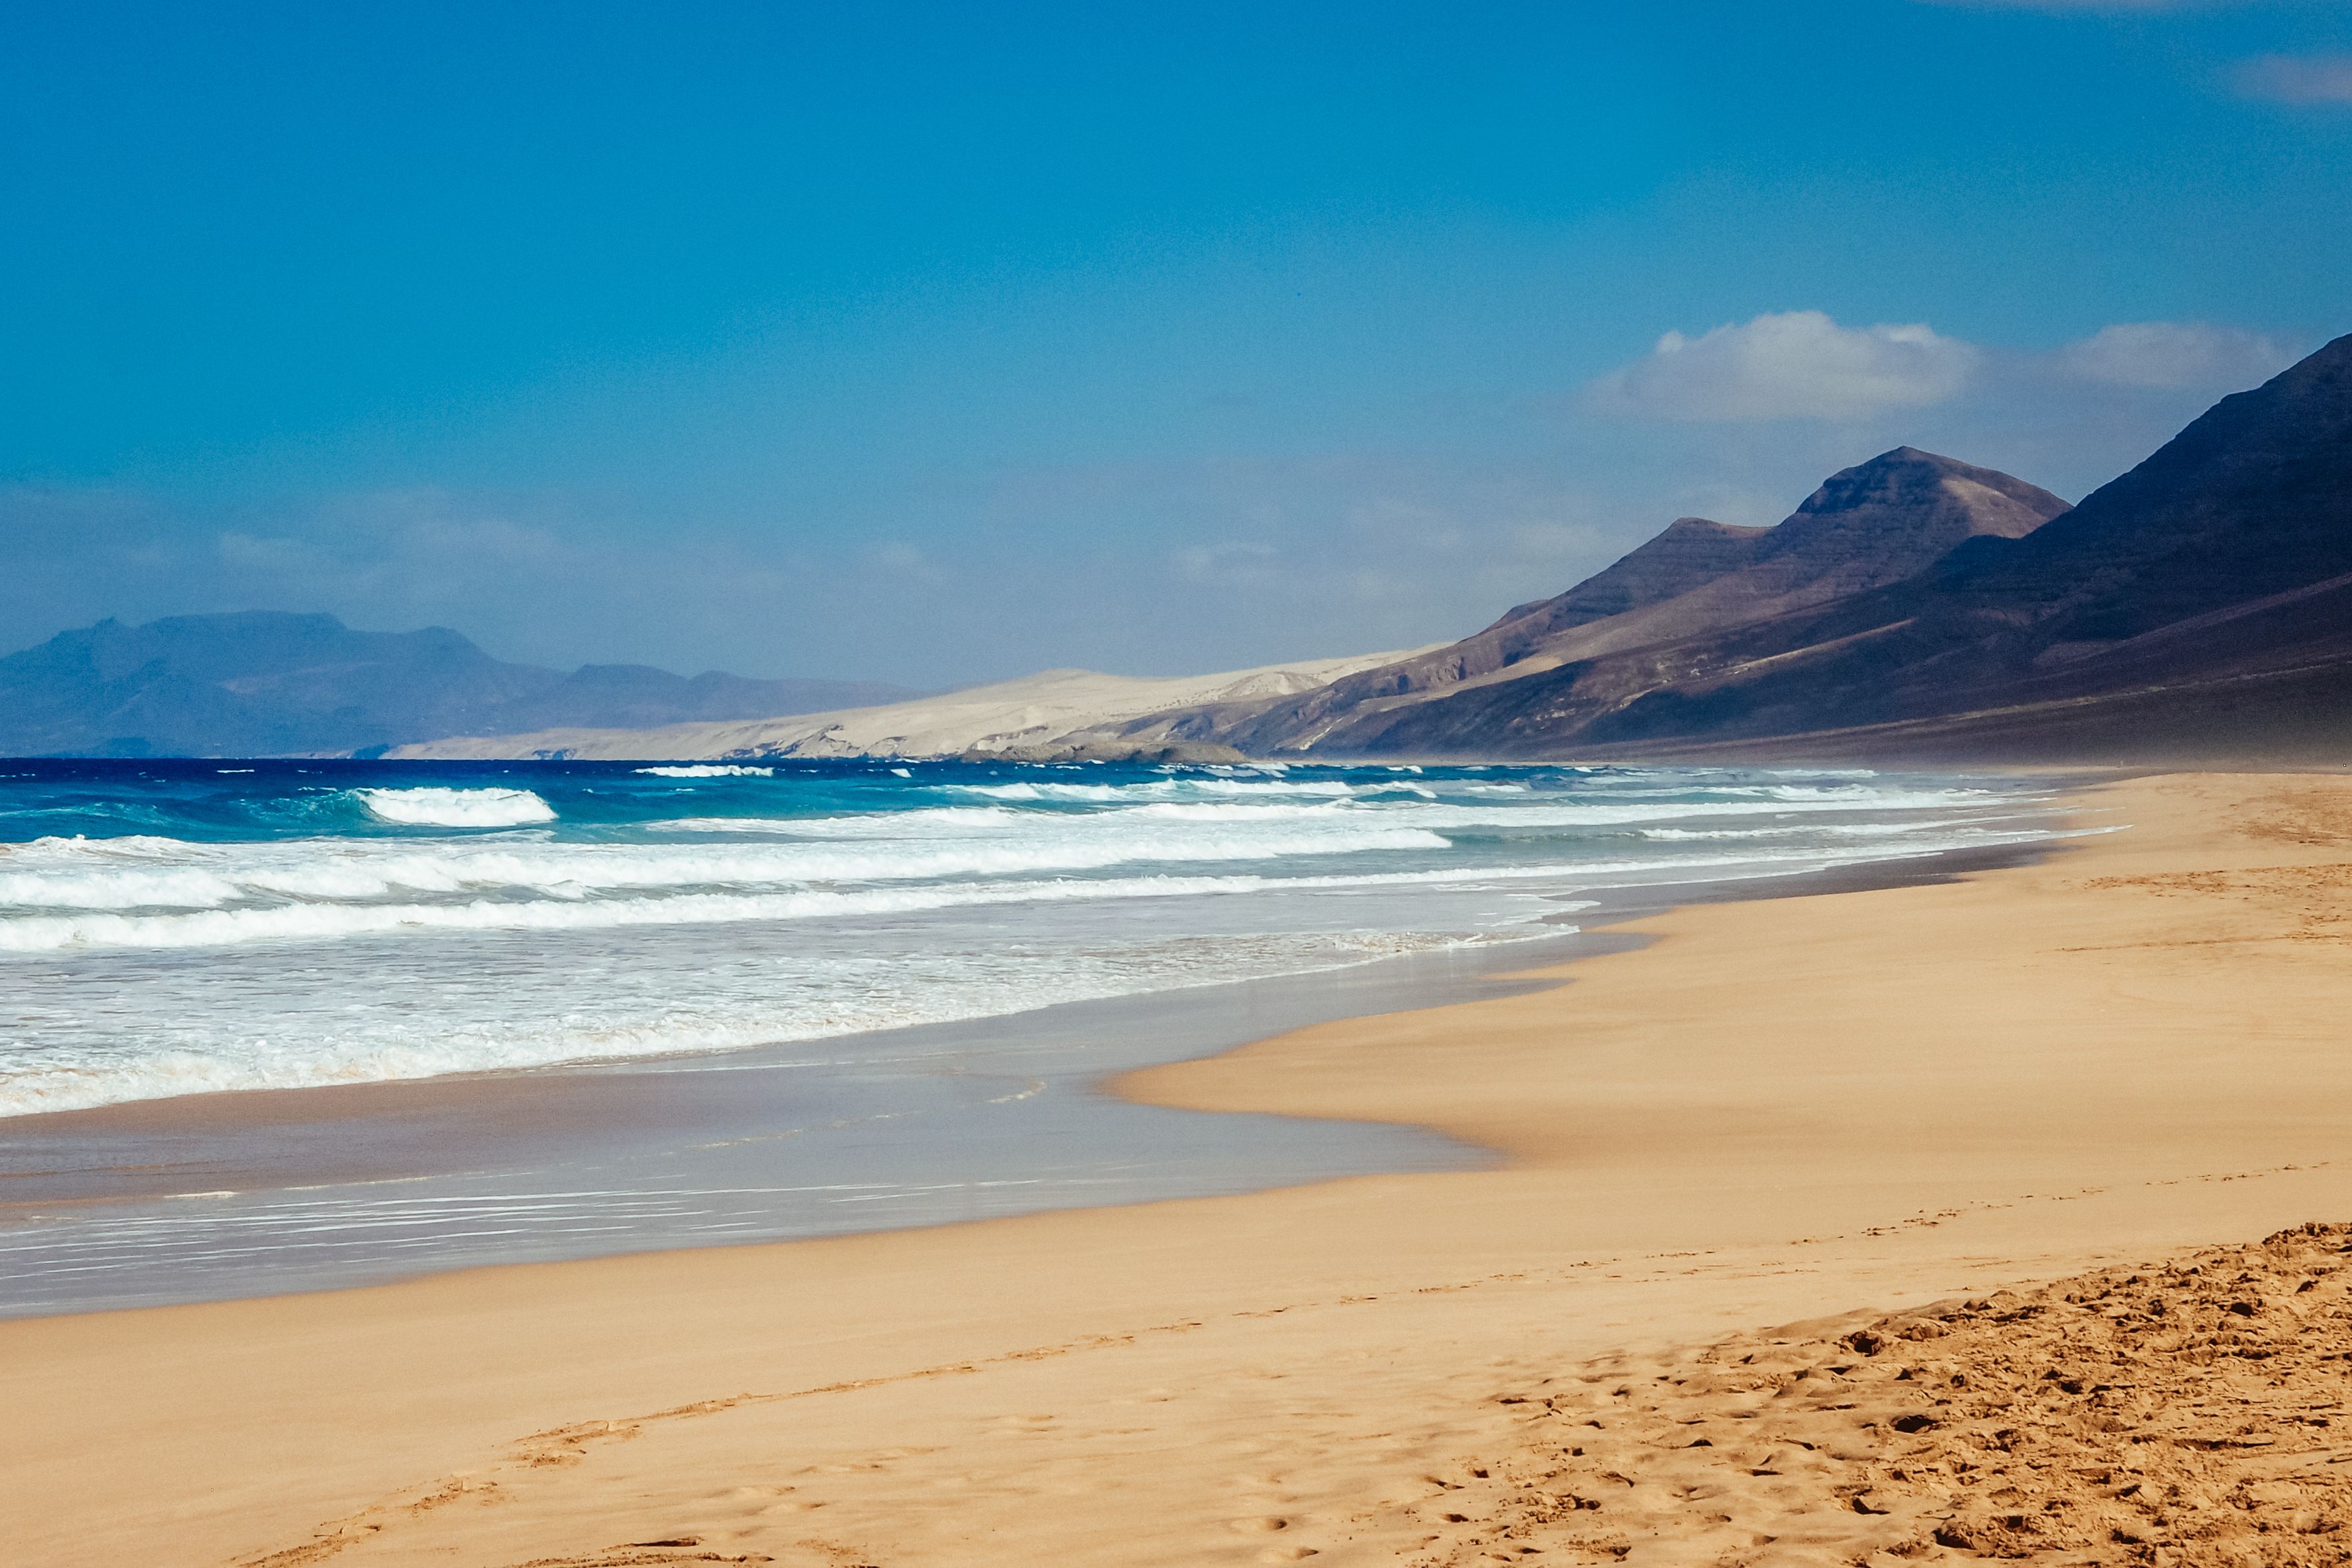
[2054,322,2297,390]
[1586,310,1979,422]
[2234,54,2352,107]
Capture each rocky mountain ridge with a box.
[1086,447,2076,757]
[1076,333,2352,765]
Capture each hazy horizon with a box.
[5,1,2348,687]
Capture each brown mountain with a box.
[1110,447,2070,755]
[1532,328,2352,763]
[1493,516,1770,633]
[1106,330,2352,764]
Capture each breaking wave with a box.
[354,787,556,827]
[635,765,775,778]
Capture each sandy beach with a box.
[8,769,2352,1566]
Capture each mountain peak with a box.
[1790,447,2066,525]
[1751,449,2070,599]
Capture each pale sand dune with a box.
[9,773,2352,1565]
[387,649,1433,761]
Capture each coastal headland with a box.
[9,769,2352,1565]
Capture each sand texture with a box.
[1387,1222,2352,1566]
[9,771,2352,1566]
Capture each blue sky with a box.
[3,1,2348,683]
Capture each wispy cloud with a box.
[1914,0,2232,11]
[2054,322,2297,390]
[1587,311,2302,425]
[1585,311,1980,422]
[1174,538,1280,588]
[2233,53,2352,107]
[1914,0,2241,11]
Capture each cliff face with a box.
[0,612,913,757]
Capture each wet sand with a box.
[7,771,2352,1565]
[0,843,2051,1316]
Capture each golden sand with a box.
[7,771,2352,1566]
[1381,1222,2352,1565]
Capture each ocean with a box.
[0,757,2068,1312]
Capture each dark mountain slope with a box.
[1491,517,1768,634]
[1118,448,2068,756]
[1944,329,2352,640]
[0,613,913,757]
[1571,332,2352,754]
[1318,331,2352,761]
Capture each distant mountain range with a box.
[1081,331,2352,765]
[0,614,915,757]
[15,332,2349,765]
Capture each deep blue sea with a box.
[0,757,2069,1311]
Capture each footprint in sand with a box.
[1230,1516,1290,1533]
[992,1413,1058,1432]
[1257,1548,1318,1562]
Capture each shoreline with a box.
[0,831,2062,1318]
[7,771,2350,1566]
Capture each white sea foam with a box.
[0,923,1509,1117]
[947,779,1354,802]
[678,785,2005,835]
[635,765,775,777]
[0,832,2028,956]
[0,765,2063,1120]
[0,815,1451,915]
[1638,816,2042,842]
[0,779,2032,921]
[0,862,1540,953]
[664,802,1360,835]
[354,787,556,827]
